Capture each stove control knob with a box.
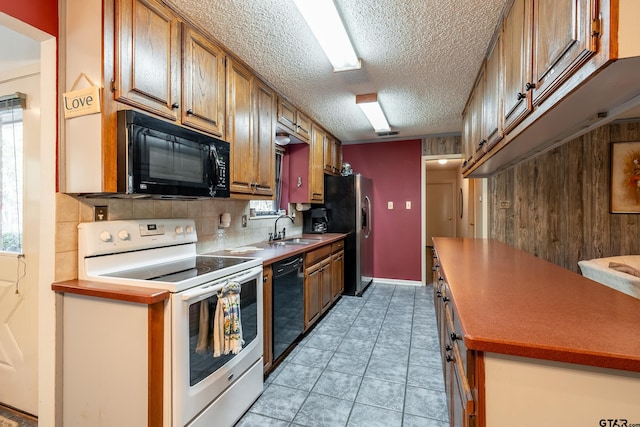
[185,225,194,234]
[118,230,130,241]
[99,231,112,242]
[175,226,184,235]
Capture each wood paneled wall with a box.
[489,121,640,272]
[422,135,462,156]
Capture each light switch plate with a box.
[406,201,411,209]
[387,201,393,209]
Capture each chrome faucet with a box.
[271,214,294,241]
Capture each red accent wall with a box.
[0,0,58,36]
[342,139,422,282]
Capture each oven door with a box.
[171,266,263,426]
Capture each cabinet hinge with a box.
[110,79,117,92]
[223,57,227,67]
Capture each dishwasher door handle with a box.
[274,257,302,275]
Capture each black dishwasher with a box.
[272,255,304,361]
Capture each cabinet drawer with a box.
[331,240,344,253]
[305,244,331,265]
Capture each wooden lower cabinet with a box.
[331,249,344,300]
[262,265,273,373]
[434,256,479,427]
[303,241,344,331]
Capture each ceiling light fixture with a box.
[275,132,291,146]
[293,0,361,72]
[356,93,390,132]
[438,159,448,165]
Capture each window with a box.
[0,92,25,253]
[250,147,284,216]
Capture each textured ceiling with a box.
[166,0,507,143]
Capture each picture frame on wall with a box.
[610,141,640,213]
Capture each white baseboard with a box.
[372,278,423,287]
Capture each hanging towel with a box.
[195,300,210,354]
[213,281,243,357]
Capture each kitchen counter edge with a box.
[432,237,640,373]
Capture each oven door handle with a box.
[180,266,263,302]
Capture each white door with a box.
[0,66,40,414]
[426,182,456,244]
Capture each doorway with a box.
[0,13,57,421]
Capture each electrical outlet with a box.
[94,206,108,221]
[242,215,248,227]
[499,200,511,209]
[388,201,393,209]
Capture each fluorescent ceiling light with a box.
[293,0,361,72]
[356,93,390,132]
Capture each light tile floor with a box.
[235,283,449,427]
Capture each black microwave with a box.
[117,110,230,198]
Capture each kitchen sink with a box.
[270,237,322,246]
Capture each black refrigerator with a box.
[323,174,373,296]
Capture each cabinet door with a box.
[304,264,321,330]
[309,125,325,203]
[276,97,298,134]
[181,24,225,137]
[449,343,475,427]
[226,58,255,194]
[296,111,312,143]
[531,0,596,107]
[483,33,503,148]
[253,81,276,197]
[501,0,532,134]
[262,266,273,373]
[332,139,342,173]
[320,258,332,312]
[470,70,485,162]
[116,0,180,120]
[331,250,344,299]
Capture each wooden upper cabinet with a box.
[226,58,275,197]
[310,125,325,203]
[253,81,276,196]
[277,97,311,143]
[181,24,225,137]
[501,0,532,134]
[226,58,255,194]
[483,32,503,149]
[531,0,597,107]
[471,67,485,162]
[115,0,180,120]
[323,135,342,175]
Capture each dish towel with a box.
[195,300,210,354]
[213,281,243,357]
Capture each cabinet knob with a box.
[445,345,452,351]
[450,332,461,342]
[186,109,194,115]
[436,291,442,298]
[516,92,526,101]
[263,277,267,283]
[442,296,450,303]
[172,102,180,109]
[525,82,536,91]
[446,354,455,363]
[479,139,486,147]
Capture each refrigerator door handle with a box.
[364,195,372,238]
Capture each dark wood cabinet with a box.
[323,135,342,175]
[115,0,181,120]
[304,261,322,330]
[501,0,533,134]
[303,241,343,331]
[531,0,597,107]
[482,32,503,150]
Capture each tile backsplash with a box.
[55,193,302,281]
